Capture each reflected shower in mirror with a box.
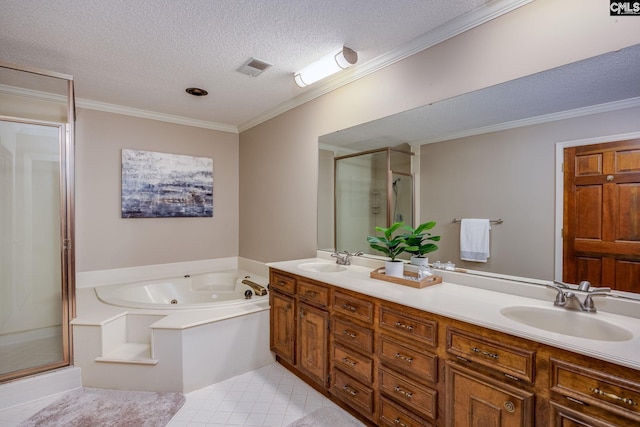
[318,44,640,287]
[319,145,413,256]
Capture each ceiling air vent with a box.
[237,57,272,77]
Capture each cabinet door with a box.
[298,302,329,387]
[446,362,534,427]
[270,291,296,365]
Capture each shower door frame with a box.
[333,146,414,253]
[0,61,75,383]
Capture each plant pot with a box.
[410,256,429,267]
[385,260,405,278]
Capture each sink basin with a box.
[297,262,348,273]
[500,306,633,342]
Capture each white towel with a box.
[460,219,491,262]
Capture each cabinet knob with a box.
[504,401,515,413]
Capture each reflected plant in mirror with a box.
[402,221,440,267]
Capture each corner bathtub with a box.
[94,270,269,310]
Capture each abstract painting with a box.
[121,149,213,218]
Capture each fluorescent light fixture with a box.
[294,46,358,87]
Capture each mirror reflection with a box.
[318,44,640,291]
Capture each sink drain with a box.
[170,299,178,304]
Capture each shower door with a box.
[0,119,70,381]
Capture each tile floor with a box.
[0,363,361,427]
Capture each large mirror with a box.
[318,44,640,291]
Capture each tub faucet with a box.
[242,279,268,296]
[331,250,363,265]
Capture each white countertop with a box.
[267,257,640,372]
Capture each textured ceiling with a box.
[0,0,494,129]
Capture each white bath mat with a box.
[19,387,185,427]
[286,406,366,427]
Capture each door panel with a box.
[563,139,640,292]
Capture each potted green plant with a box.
[366,222,407,278]
[402,221,441,267]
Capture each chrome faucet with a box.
[545,283,610,312]
[242,279,268,296]
[331,250,363,265]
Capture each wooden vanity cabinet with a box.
[269,270,297,365]
[330,289,377,421]
[446,361,534,427]
[268,268,640,427]
[548,354,640,426]
[269,270,331,389]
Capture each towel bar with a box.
[452,218,503,224]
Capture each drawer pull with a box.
[504,373,520,381]
[343,329,357,338]
[342,303,358,312]
[341,357,357,366]
[470,347,499,359]
[591,388,638,406]
[394,352,414,363]
[276,280,287,287]
[394,386,413,399]
[565,396,587,406]
[284,304,291,312]
[394,417,408,427]
[342,385,358,396]
[395,321,414,331]
[304,290,318,298]
[504,401,515,413]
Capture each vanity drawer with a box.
[333,344,373,384]
[298,279,330,308]
[550,358,640,422]
[379,397,434,427]
[269,270,296,295]
[333,316,374,353]
[446,327,535,383]
[379,367,437,420]
[332,369,374,415]
[379,305,437,347]
[379,335,437,385]
[333,291,374,324]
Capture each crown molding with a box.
[0,84,238,133]
[76,99,238,133]
[237,0,534,132]
[410,97,640,147]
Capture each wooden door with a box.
[563,139,640,292]
[446,362,533,427]
[270,291,296,364]
[297,302,329,387]
[446,362,534,427]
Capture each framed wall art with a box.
[121,149,213,218]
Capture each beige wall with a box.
[75,109,239,272]
[239,0,640,263]
[421,106,640,280]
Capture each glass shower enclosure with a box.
[0,63,75,383]
[334,146,413,255]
